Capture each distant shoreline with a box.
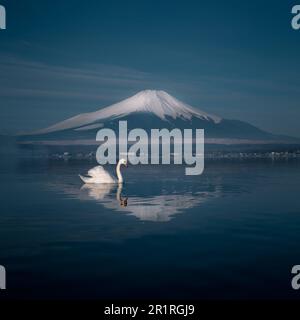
[17,138,300,146]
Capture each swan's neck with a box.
[116,162,123,183]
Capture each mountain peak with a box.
[99,89,222,122]
[136,89,166,95]
[31,90,222,135]
[133,89,174,99]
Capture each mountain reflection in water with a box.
[52,179,221,222]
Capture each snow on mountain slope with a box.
[32,90,222,135]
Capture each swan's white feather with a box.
[79,165,116,184]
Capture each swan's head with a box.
[119,158,128,167]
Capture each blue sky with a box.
[0,0,300,136]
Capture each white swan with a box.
[79,158,128,184]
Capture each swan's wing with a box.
[87,166,112,179]
[85,165,115,183]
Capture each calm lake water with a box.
[1,156,300,299]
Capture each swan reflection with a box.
[81,183,114,200]
[48,166,222,222]
[116,184,128,207]
[80,183,128,207]
[76,183,220,222]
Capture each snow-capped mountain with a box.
[20,90,298,144]
[33,90,222,135]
